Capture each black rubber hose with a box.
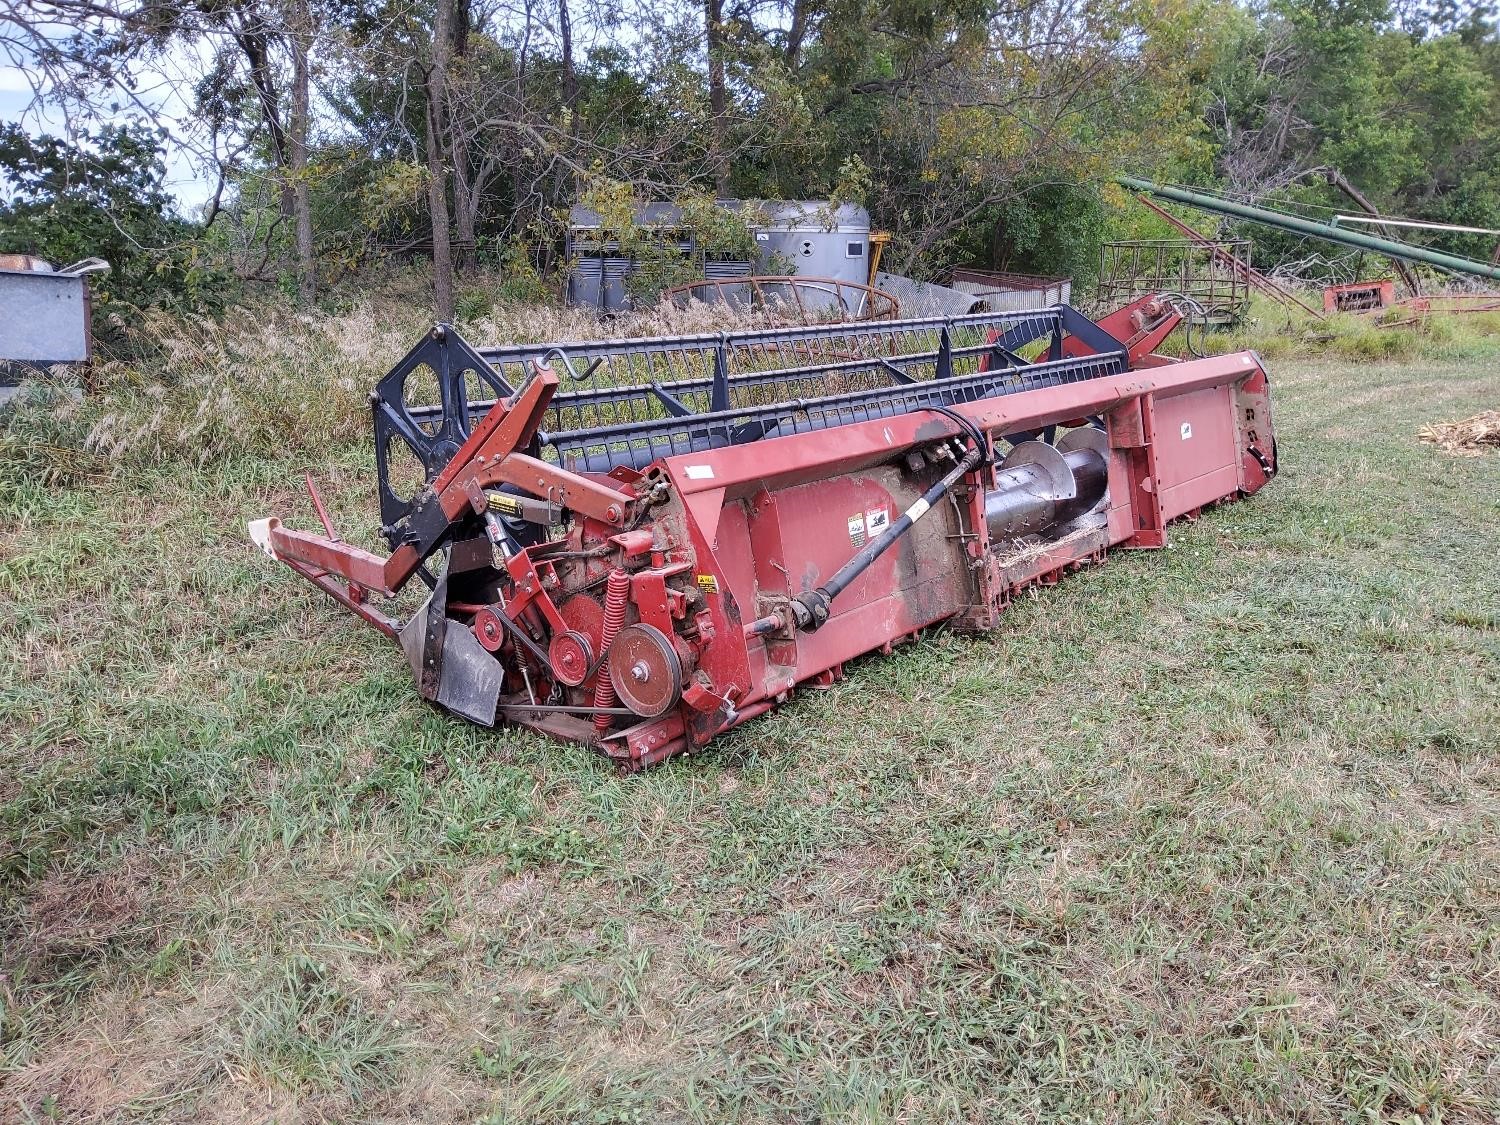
[922,403,991,466]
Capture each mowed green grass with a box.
[2,347,1498,1123]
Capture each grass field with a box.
[2,305,1499,1122]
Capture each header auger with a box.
[250,296,1277,769]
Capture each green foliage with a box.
[1190,294,1500,362]
[492,234,555,303]
[945,184,1115,285]
[673,191,762,261]
[11,0,1500,311]
[0,124,229,341]
[828,154,873,213]
[454,287,495,321]
[1208,1,1500,274]
[575,181,762,304]
[734,0,1236,278]
[226,955,403,1096]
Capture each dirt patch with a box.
[4,853,160,970]
[2,981,230,1124]
[1419,409,1500,454]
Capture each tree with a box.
[1,0,325,301]
[704,0,728,190]
[289,0,316,303]
[6,0,1495,308]
[1205,0,1500,273]
[0,123,227,337]
[425,0,456,321]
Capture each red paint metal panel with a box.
[1151,387,1247,520]
[754,466,969,693]
[659,352,1266,507]
[766,473,908,608]
[779,578,958,680]
[1153,386,1234,466]
[1164,462,1242,520]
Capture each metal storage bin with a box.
[751,201,871,288]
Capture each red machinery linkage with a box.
[250,300,1276,769]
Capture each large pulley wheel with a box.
[607,623,684,718]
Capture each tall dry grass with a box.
[0,286,761,488]
[1190,294,1500,363]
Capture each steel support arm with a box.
[1120,176,1500,283]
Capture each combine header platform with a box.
[250,299,1277,769]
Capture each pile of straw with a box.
[1419,410,1500,454]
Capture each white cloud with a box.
[0,65,43,94]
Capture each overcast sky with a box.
[1,45,217,213]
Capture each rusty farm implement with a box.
[249,298,1277,769]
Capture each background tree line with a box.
[2,0,1497,328]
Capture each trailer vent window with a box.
[846,241,865,258]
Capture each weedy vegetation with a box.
[1,293,1498,1123]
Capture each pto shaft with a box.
[793,445,985,631]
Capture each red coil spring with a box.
[592,569,631,732]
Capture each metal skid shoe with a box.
[398,556,505,727]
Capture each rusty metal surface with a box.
[1134,195,1324,320]
[950,269,1072,311]
[1323,279,1395,313]
[1097,237,1253,325]
[608,623,684,717]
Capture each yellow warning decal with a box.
[488,492,523,516]
[696,573,719,594]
